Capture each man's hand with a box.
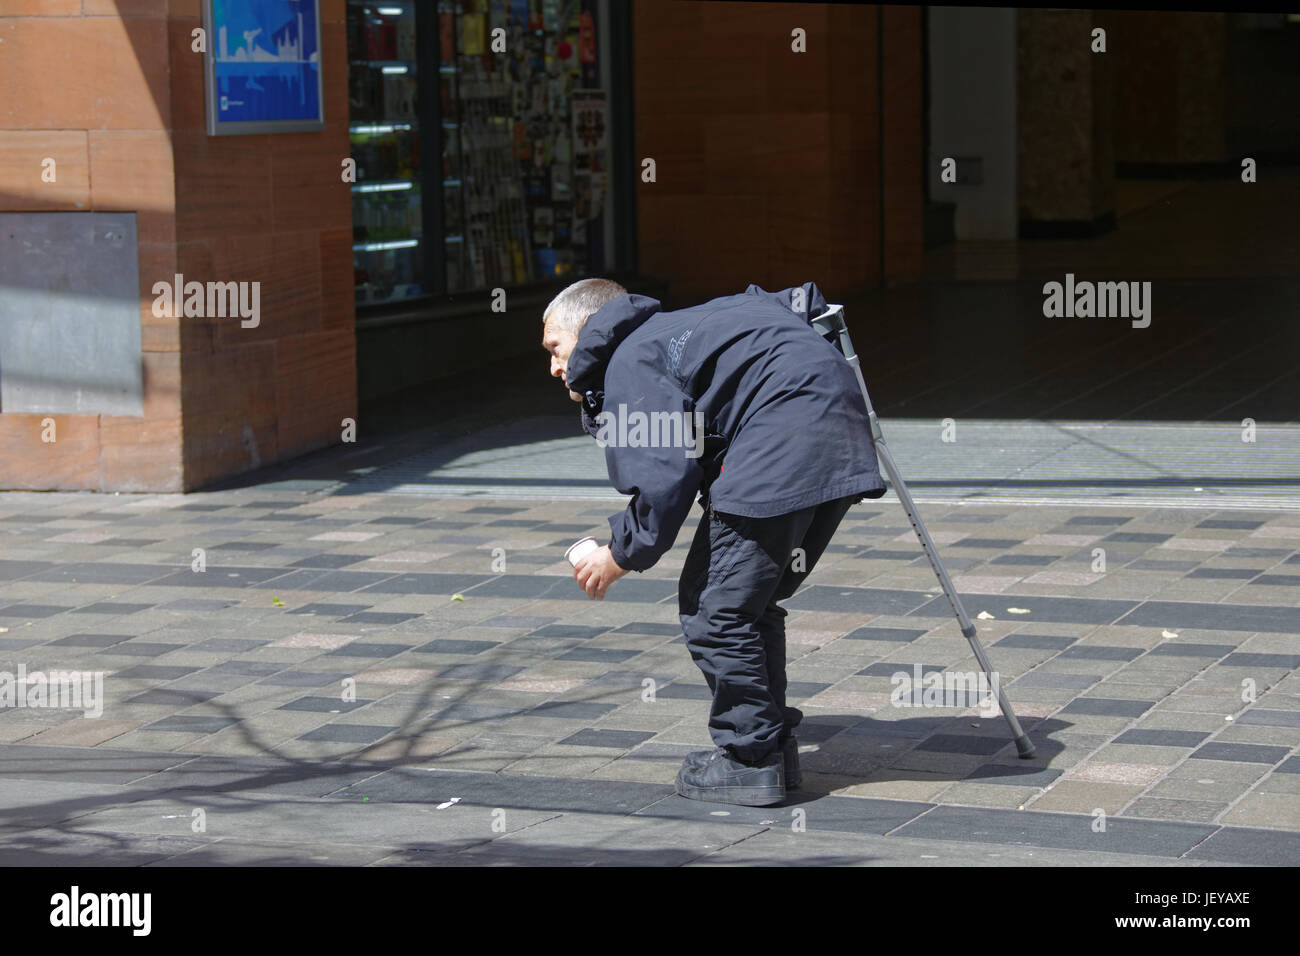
[574,545,629,600]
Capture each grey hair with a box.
[542,278,629,335]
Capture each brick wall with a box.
[632,0,923,307]
[0,0,356,492]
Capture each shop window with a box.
[347,0,609,305]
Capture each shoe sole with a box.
[674,779,786,806]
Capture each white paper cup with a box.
[565,536,600,568]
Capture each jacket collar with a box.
[566,293,662,402]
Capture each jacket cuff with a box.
[607,537,638,573]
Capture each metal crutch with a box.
[812,304,1036,758]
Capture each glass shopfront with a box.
[347,0,619,307]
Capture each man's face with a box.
[542,317,584,402]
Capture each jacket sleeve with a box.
[600,356,707,572]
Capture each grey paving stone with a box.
[952,538,1022,549]
[526,624,611,640]
[206,660,291,677]
[1061,698,1155,718]
[588,670,675,688]
[787,586,930,616]
[558,647,639,663]
[1103,532,1173,543]
[324,643,409,658]
[629,742,707,761]
[258,671,354,687]
[1237,709,1300,728]
[858,549,922,560]
[143,715,241,734]
[366,516,431,525]
[278,697,373,713]
[844,626,928,642]
[1250,574,1300,586]
[112,664,200,680]
[289,554,370,569]
[299,723,396,743]
[48,633,130,648]
[914,593,1137,626]
[1146,642,1236,658]
[413,639,500,655]
[1186,826,1300,866]
[0,743,186,785]
[1219,652,1300,668]
[102,642,184,657]
[1119,601,1300,634]
[1276,757,1300,774]
[435,664,525,682]
[1012,672,1100,689]
[1196,518,1264,530]
[915,735,1012,756]
[150,567,293,588]
[478,615,559,629]
[191,638,268,653]
[0,604,71,618]
[160,599,239,612]
[1058,645,1144,661]
[340,766,671,814]
[842,716,952,738]
[0,637,44,650]
[28,563,174,584]
[530,701,618,720]
[637,794,932,837]
[892,804,1214,857]
[0,829,212,866]
[286,603,373,616]
[70,602,155,615]
[559,729,655,749]
[1189,742,1292,764]
[1187,568,1261,579]
[353,572,491,595]
[428,701,528,722]
[994,634,1077,650]
[252,569,395,592]
[336,612,423,626]
[612,622,682,636]
[1124,798,1227,823]
[1114,729,1212,747]
[989,554,1059,566]
[0,560,54,580]
[794,719,853,743]
[210,541,279,552]
[1225,547,1290,558]
[963,764,1063,787]
[653,682,712,701]
[787,681,831,698]
[1065,516,1131,526]
[125,688,221,706]
[1128,559,1200,572]
[858,662,948,677]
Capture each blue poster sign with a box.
[204,0,324,134]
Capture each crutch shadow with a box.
[779,713,1073,804]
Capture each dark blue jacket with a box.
[566,281,887,572]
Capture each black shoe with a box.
[675,748,785,806]
[684,735,801,790]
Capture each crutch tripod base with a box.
[813,304,1036,759]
